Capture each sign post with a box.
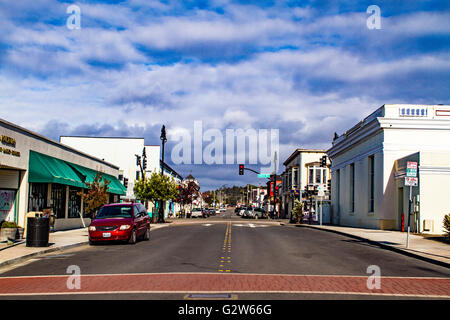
[405,161,418,249]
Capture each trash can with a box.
[26,217,50,247]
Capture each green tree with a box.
[134,172,179,223]
[79,172,110,219]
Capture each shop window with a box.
[68,187,82,218]
[350,163,355,212]
[28,183,48,212]
[51,184,66,219]
[368,156,375,212]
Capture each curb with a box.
[0,224,171,269]
[0,241,89,269]
[288,224,450,269]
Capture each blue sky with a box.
[0,0,449,190]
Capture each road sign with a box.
[406,161,417,177]
[258,174,271,178]
[317,186,325,197]
[405,177,418,186]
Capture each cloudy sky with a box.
[0,0,449,190]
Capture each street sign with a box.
[405,177,418,186]
[258,174,271,178]
[317,186,325,197]
[406,161,417,177]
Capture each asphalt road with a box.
[0,209,449,299]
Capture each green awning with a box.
[28,151,86,188]
[28,150,126,195]
[67,163,127,195]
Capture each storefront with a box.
[0,118,126,231]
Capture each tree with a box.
[78,172,110,220]
[291,200,304,224]
[179,180,200,217]
[134,172,179,223]
[202,191,217,207]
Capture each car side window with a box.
[139,204,147,215]
[134,206,140,218]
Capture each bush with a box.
[443,214,450,240]
[291,200,304,223]
[1,221,19,228]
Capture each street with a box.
[0,209,449,300]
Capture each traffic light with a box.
[313,185,318,195]
[123,178,128,189]
[143,157,147,170]
[320,155,327,167]
[136,155,141,166]
[239,164,244,175]
[327,179,331,191]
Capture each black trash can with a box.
[26,217,50,247]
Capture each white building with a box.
[60,136,183,218]
[327,104,450,234]
[281,149,330,219]
[0,118,125,231]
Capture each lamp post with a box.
[158,125,167,223]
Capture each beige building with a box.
[0,118,125,231]
[281,149,330,219]
[327,104,450,234]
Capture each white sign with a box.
[405,177,418,186]
[318,186,325,197]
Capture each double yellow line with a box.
[218,222,232,273]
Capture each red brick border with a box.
[0,273,449,297]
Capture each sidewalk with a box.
[290,223,450,268]
[0,223,170,269]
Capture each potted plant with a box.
[291,200,304,224]
[0,221,19,241]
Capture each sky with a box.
[0,0,449,190]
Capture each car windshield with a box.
[96,206,132,219]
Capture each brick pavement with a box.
[0,273,449,297]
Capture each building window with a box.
[350,163,355,212]
[293,168,298,188]
[368,155,375,212]
[309,168,314,185]
[288,170,292,189]
[315,168,321,184]
[336,169,340,212]
[68,187,82,218]
[322,169,327,184]
[51,184,66,219]
[28,183,48,212]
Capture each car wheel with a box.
[89,239,96,246]
[128,229,137,244]
[143,227,150,241]
[255,215,258,220]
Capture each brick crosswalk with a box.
[0,273,449,297]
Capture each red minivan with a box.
[88,203,150,245]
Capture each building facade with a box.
[0,118,126,231]
[327,104,450,234]
[280,149,330,220]
[60,136,183,218]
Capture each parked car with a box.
[234,206,242,214]
[202,208,210,218]
[88,203,150,245]
[191,208,204,218]
[247,207,268,219]
[219,208,226,212]
[208,209,216,216]
[238,206,247,216]
[241,206,254,218]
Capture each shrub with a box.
[443,214,450,240]
[291,200,304,223]
[1,221,19,228]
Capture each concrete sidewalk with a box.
[0,223,170,269]
[291,223,450,268]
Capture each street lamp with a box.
[158,125,168,223]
